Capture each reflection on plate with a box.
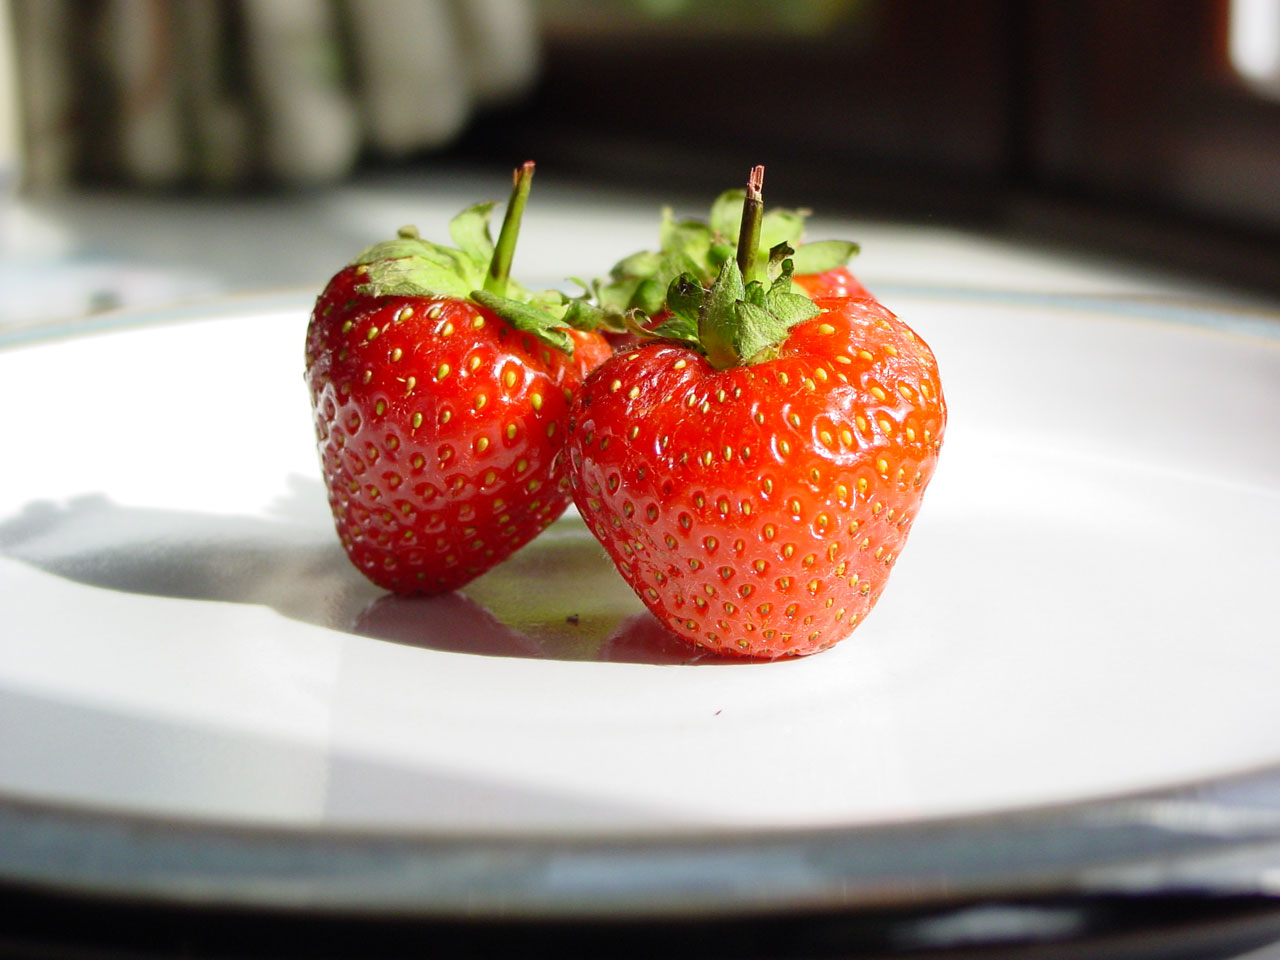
[2,290,1280,844]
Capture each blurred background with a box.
[1,0,1278,325]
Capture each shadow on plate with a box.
[0,478,723,665]
[355,593,718,665]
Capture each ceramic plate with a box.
[2,289,1280,917]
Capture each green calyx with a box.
[583,178,859,323]
[645,244,821,369]
[350,162,589,355]
[600,166,825,369]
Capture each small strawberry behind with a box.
[566,167,946,659]
[305,162,611,595]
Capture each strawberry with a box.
[565,167,945,659]
[792,265,871,301]
[579,180,869,350]
[306,162,611,594]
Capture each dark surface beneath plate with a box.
[2,884,1280,960]
[7,771,1280,959]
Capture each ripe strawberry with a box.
[792,265,871,300]
[306,162,611,594]
[566,168,945,659]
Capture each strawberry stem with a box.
[484,160,535,298]
[735,165,765,283]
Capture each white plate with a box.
[2,289,1280,842]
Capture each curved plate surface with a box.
[2,290,1279,848]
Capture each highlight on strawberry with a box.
[566,166,946,659]
[305,162,611,595]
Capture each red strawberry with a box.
[566,167,945,659]
[306,162,611,594]
[792,265,872,300]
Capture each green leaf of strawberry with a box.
[698,257,748,369]
[789,238,860,275]
[665,273,705,325]
[350,225,437,265]
[708,188,742,239]
[658,209,714,264]
[585,174,864,330]
[354,248,479,300]
[629,170,823,369]
[447,201,497,265]
[470,289,575,354]
[347,165,589,356]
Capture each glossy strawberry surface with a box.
[567,296,945,659]
[307,264,610,594]
[792,265,872,300]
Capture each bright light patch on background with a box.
[1230,0,1280,98]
